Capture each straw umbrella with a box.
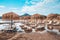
[2,12,20,20]
[47,14,58,20]
[47,14,60,31]
[31,14,46,23]
[46,14,58,24]
[2,12,20,30]
[31,14,40,23]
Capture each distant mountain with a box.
[0,16,2,19]
[21,13,31,16]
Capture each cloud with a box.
[9,8,18,10]
[29,1,37,5]
[25,1,30,5]
[25,0,41,5]
[21,6,36,13]
[0,6,5,8]
[21,0,45,13]
[21,0,60,15]
[44,0,60,3]
[0,0,60,16]
[0,5,5,11]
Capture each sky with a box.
[0,0,60,16]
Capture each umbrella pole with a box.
[11,15,13,28]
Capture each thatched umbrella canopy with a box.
[57,14,60,20]
[47,14,58,20]
[47,14,60,30]
[46,14,57,23]
[31,14,46,20]
[23,16,31,20]
[19,16,24,20]
[20,13,31,20]
[30,14,46,23]
[40,15,47,20]
[2,12,20,20]
[46,14,60,23]
[31,14,41,19]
